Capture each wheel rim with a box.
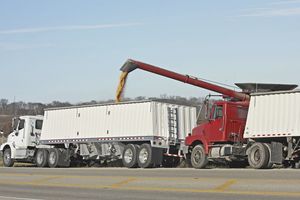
[253,148,261,163]
[139,148,148,164]
[4,151,10,163]
[124,148,133,164]
[37,151,44,164]
[49,152,56,164]
[193,150,202,164]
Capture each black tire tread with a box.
[122,144,138,168]
[35,149,48,168]
[137,143,153,168]
[190,145,208,169]
[48,148,60,168]
[3,148,14,167]
[248,142,270,169]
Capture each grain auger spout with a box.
[116,59,250,102]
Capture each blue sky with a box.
[0,0,299,103]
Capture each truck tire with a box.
[3,148,14,167]
[35,149,48,168]
[138,143,153,168]
[263,143,273,169]
[122,144,139,168]
[48,148,60,168]
[248,142,270,169]
[191,145,208,169]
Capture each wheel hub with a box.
[139,148,148,164]
[124,149,133,163]
[49,152,56,164]
[37,152,43,164]
[193,151,201,164]
[4,152,10,162]
[254,149,261,162]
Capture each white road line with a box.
[0,196,44,200]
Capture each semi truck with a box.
[119,59,300,169]
[0,100,196,168]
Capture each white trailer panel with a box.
[40,101,196,143]
[244,90,300,138]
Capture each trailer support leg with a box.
[287,137,293,159]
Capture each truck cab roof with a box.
[18,115,44,120]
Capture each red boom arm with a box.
[121,59,250,101]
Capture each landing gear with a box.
[190,145,208,169]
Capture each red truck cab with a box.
[185,100,248,168]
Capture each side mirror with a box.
[30,124,35,137]
[12,118,19,130]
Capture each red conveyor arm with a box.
[121,59,250,101]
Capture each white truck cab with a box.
[0,115,43,167]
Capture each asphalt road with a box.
[0,167,300,200]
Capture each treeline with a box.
[0,95,205,137]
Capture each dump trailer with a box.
[118,59,299,169]
[244,90,300,168]
[0,100,196,168]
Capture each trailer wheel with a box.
[122,144,138,168]
[138,143,153,168]
[3,148,14,167]
[48,148,60,168]
[263,143,273,169]
[191,145,208,169]
[35,149,48,168]
[248,142,270,169]
[295,161,300,169]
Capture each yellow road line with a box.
[110,178,136,188]
[214,179,237,191]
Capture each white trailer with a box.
[244,90,300,168]
[1,100,196,168]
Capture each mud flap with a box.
[58,149,71,167]
[152,147,164,166]
[270,142,283,164]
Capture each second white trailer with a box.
[245,90,300,138]
[244,90,300,168]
